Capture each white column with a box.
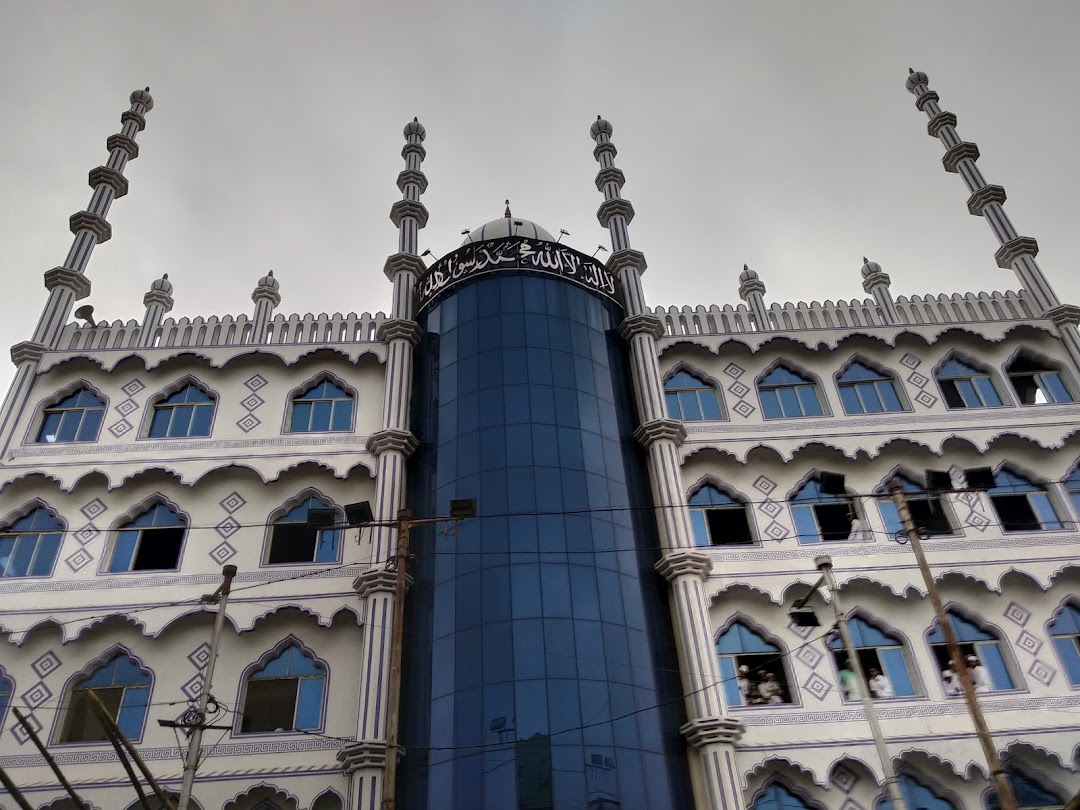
[250,271,282,344]
[860,258,899,324]
[591,116,747,810]
[138,274,173,348]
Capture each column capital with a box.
[120,109,147,132]
[594,166,626,192]
[738,278,766,301]
[597,198,635,229]
[366,428,418,458]
[383,251,427,282]
[396,169,429,195]
[68,211,111,243]
[389,199,430,229]
[43,267,93,299]
[994,236,1039,268]
[353,568,410,598]
[861,270,892,295]
[88,165,129,198]
[142,289,174,311]
[592,141,618,162]
[10,341,46,365]
[926,110,957,139]
[634,418,686,448]
[941,141,980,174]
[337,740,389,773]
[401,142,427,162]
[915,89,939,113]
[377,318,422,346]
[655,550,712,583]
[680,717,745,748]
[606,248,647,278]
[106,133,140,161]
[1045,304,1080,327]
[966,184,1006,216]
[619,313,665,341]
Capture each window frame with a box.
[835,360,908,415]
[1047,600,1080,689]
[878,774,959,810]
[235,640,328,736]
[1063,466,1080,519]
[934,355,1008,410]
[0,667,13,731]
[263,493,344,566]
[715,618,797,709]
[986,468,1065,533]
[144,380,217,439]
[1005,352,1074,406]
[985,768,1067,810]
[927,609,1022,695]
[32,384,107,445]
[54,650,153,745]
[284,375,356,435]
[663,368,725,421]
[789,476,863,545]
[0,504,65,579]
[687,483,756,547]
[757,363,827,419]
[750,780,821,810]
[828,614,923,701]
[876,474,957,539]
[104,499,189,574]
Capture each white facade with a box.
[0,72,1078,810]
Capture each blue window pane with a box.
[797,385,823,416]
[878,380,903,411]
[678,391,702,421]
[1044,372,1072,402]
[1052,637,1080,686]
[955,379,980,407]
[1050,604,1080,635]
[1030,493,1064,530]
[761,367,809,386]
[148,408,171,437]
[295,677,323,729]
[110,529,140,572]
[314,528,341,562]
[879,647,916,696]
[879,501,902,538]
[751,783,811,810]
[310,401,332,431]
[37,412,62,441]
[792,506,820,544]
[29,533,61,576]
[777,386,801,417]
[839,386,864,414]
[700,392,722,419]
[974,376,1002,405]
[718,656,741,707]
[190,403,214,436]
[856,383,883,413]
[838,363,884,382]
[760,389,781,419]
[57,410,81,442]
[938,359,980,377]
[169,405,194,437]
[77,407,103,441]
[978,643,1015,689]
[689,511,709,546]
[663,392,681,418]
[116,686,150,738]
[7,539,34,577]
[290,402,311,432]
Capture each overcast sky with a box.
[2,1,1079,391]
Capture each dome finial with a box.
[504,199,512,218]
[908,68,914,75]
[862,256,868,264]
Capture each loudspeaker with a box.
[925,469,953,492]
[819,472,846,496]
[963,467,996,490]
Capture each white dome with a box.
[461,216,555,246]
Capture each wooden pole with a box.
[12,707,89,809]
[0,764,36,810]
[95,716,153,810]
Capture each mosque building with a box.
[0,70,1077,810]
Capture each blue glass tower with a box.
[401,229,692,810]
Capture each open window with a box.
[58,653,151,743]
[239,644,326,734]
[828,615,920,700]
[837,361,905,414]
[107,502,187,573]
[716,621,793,707]
[928,611,1018,693]
[987,770,1066,809]
[36,388,105,443]
[750,782,814,810]
[1049,602,1080,687]
[663,369,724,421]
[790,477,860,544]
[987,469,1064,533]
[266,496,343,564]
[758,365,825,419]
[935,357,1004,409]
[878,475,954,538]
[0,668,12,728]
[0,506,63,578]
[1064,466,1080,518]
[1006,354,1073,405]
[688,485,753,546]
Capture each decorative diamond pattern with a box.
[31,651,62,678]
[74,524,100,545]
[209,541,238,565]
[187,643,212,670]
[732,400,756,419]
[1016,630,1042,655]
[20,681,53,709]
[802,672,832,701]
[906,371,929,388]
[10,712,42,744]
[215,516,241,539]
[727,381,750,398]
[758,498,783,519]
[236,414,261,433]
[219,492,247,514]
[80,498,108,520]
[181,672,206,701]
[796,646,823,670]
[1004,602,1032,627]
[832,763,858,793]
[108,419,134,438]
[957,490,980,508]
[115,398,139,417]
[914,390,938,408]
[752,476,777,495]
[65,548,94,572]
[966,512,991,532]
[241,393,266,412]
[763,521,789,541]
[1027,659,1055,686]
[723,363,745,379]
[244,374,269,391]
[839,801,867,810]
[121,379,146,396]
[787,618,814,639]
[899,353,922,369]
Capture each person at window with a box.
[846,510,870,541]
[757,671,784,704]
[941,662,960,696]
[838,659,859,699]
[736,665,751,704]
[966,654,991,693]
[867,667,893,698]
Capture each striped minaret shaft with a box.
[590,116,747,810]
[0,88,153,455]
[342,119,429,810]
[906,69,1057,312]
[250,272,282,344]
[137,274,173,348]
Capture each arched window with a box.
[0,668,12,727]
[107,502,188,573]
[928,611,1017,692]
[266,496,342,564]
[878,475,953,537]
[987,469,1064,533]
[148,384,215,438]
[935,357,1004,409]
[716,622,792,707]
[837,362,904,414]
[239,644,326,734]
[288,379,353,433]
[664,370,723,421]
[828,616,919,699]
[1049,602,1080,687]
[58,653,151,742]
[0,507,63,578]
[750,782,813,809]
[758,365,824,419]
[688,485,753,546]
[879,775,956,809]
[987,771,1065,809]
[1006,355,1073,405]
[36,388,105,443]
[790,477,859,544]
[1064,466,1080,517]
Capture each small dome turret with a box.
[590,115,613,139]
[149,273,172,294]
[906,68,929,94]
[130,86,154,111]
[404,117,426,140]
[861,257,882,277]
[256,270,280,291]
[739,264,758,283]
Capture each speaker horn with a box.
[73,305,96,327]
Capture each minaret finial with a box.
[862,256,868,263]
[908,68,914,75]
[504,199,511,218]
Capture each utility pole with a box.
[177,564,237,810]
[792,557,907,810]
[888,481,1018,810]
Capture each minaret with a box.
[339,118,428,810]
[0,88,153,449]
[860,257,899,324]
[738,264,771,329]
[250,271,281,344]
[137,274,173,348]
[906,69,1080,372]
[590,115,747,810]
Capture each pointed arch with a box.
[263,488,344,566]
[925,604,1023,694]
[826,610,924,699]
[52,645,154,744]
[748,777,826,810]
[662,361,727,421]
[28,380,108,444]
[878,771,960,809]
[787,471,865,545]
[874,467,957,539]
[0,498,65,580]
[310,788,345,810]
[1047,596,1080,687]
[933,351,1010,409]
[1002,345,1076,405]
[715,614,797,707]
[985,761,1068,809]
[755,358,831,419]
[987,463,1066,533]
[283,371,356,434]
[234,635,329,735]
[834,353,909,414]
[103,493,189,574]
[142,374,219,438]
[686,476,757,547]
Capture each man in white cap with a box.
[736,664,752,704]
[967,654,992,693]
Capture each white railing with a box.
[652,291,1036,337]
[59,312,389,352]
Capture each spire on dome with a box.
[504,200,512,218]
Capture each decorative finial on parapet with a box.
[739,263,759,283]
[738,264,770,330]
[906,68,929,94]
[138,272,173,347]
[149,272,173,294]
[590,115,613,139]
[254,269,280,294]
[860,257,898,323]
[403,117,426,140]
[504,199,512,218]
